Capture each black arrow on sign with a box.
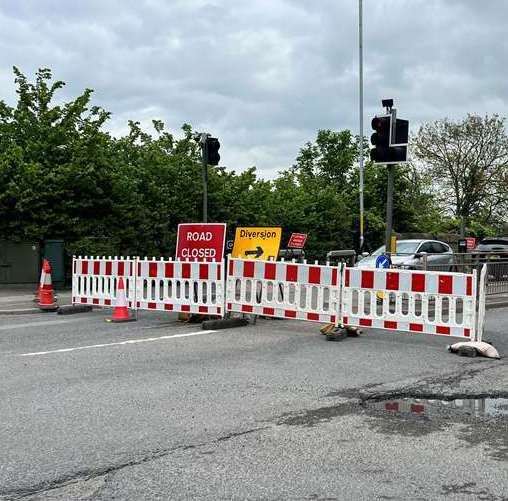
[245,246,264,258]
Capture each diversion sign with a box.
[231,227,282,260]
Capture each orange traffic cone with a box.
[109,277,135,323]
[38,259,58,311]
[33,263,46,302]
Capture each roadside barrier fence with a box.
[73,256,487,342]
[226,257,340,324]
[73,256,224,316]
[341,267,477,340]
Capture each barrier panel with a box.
[135,257,224,316]
[226,258,340,324]
[72,256,136,307]
[476,264,487,342]
[341,267,477,340]
[72,255,486,343]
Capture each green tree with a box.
[0,67,115,250]
[414,114,508,235]
[0,67,460,263]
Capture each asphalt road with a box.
[0,308,507,500]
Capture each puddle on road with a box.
[365,397,508,461]
[366,397,508,418]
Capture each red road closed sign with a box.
[465,237,476,251]
[176,223,226,261]
[288,233,308,249]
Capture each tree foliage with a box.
[1,68,502,262]
[414,114,508,235]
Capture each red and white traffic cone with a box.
[33,263,46,303]
[109,277,135,323]
[38,259,58,311]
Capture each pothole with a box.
[364,397,508,419]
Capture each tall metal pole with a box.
[201,133,208,223]
[358,0,365,251]
[385,164,394,254]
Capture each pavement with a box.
[486,292,508,309]
[0,305,506,500]
[0,289,72,315]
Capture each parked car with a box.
[473,237,508,256]
[472,237,508,283]
[356,239,453,270]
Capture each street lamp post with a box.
[358,0,365,251]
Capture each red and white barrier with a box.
[72,255,485,343]
[72,256,137,307]
[226,258,340,324]
[135,257,224,316]
[476,264,487,342]
[341,267,477,339]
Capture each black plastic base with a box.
[202,317,249,330]
[57,305,93,315]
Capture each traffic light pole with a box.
[370,100,409,256]
[385,164,394,255]
[200,133,208,223]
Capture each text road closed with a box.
[176,223,226,261]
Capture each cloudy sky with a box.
[0,0,507,178]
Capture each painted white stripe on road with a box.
[0,318,85,331]
[17,330,217,357]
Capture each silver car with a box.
[356,239,453,270]
[474,237,508,255]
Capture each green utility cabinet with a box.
[43,240,65,287]
[0,241,41,284]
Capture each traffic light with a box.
[370,115,391,163]
[206,137,220,165]
[391,118,408,146]
[370,113,408,164]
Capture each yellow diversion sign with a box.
[232,227,282,260]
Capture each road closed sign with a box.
[232,227,282,260]
[288,232,308,249]
[176,223,226,261]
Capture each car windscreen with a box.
[371,241,421,256]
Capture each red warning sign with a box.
[176,223,226,261]
[465,237,476,251]
[287,233,308,249]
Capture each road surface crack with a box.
[325,363,507,403]
[0,426,269,500]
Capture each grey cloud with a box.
[0,0,507,178]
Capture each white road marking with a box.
[17,330,217,357]
[0,318,85,331]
